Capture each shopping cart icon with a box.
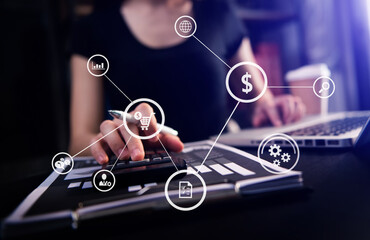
[135,112,155,131]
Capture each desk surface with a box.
[2,148,370,239]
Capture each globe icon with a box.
[179,20,192,33]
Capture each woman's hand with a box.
[90,103,184,164]
[252,94,306,127]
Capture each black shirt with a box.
[71,0,246,142]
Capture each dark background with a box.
[1,0,370,236]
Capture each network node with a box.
[313,76,335,99]
[174,15,197,38]
[257,133,300,174]
[87,54,109,77]
[93,169,116,192]
[165,169,207,211]
[123,98,165,140]
[51,152,74,175]
[225,62,268,103]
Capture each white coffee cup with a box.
[286,64,331,115]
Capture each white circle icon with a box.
[313,76,335,99]
[134,111,142,120]
[51,152,74,175]
[225,62,268,103]
[93,169,116,192]
[257,133,300,174]
[87,54,109,77]
[174,16,197,38]
[123,98,165,140]
[165,169,207,211]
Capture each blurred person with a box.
[69,0,306,164]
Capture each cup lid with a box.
[286,64,331,82]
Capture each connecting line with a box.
[156,136,179,172]
[72,122,126,158]
[104,75,133,102]
[71,75,131,158]
[192,35,231,69]
[268,86,313,88]
[110,136,132,171]
[196,101,240,174]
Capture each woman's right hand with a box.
[90,103,184,164]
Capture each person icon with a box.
[93,170,115,192]
[99,173,107,186]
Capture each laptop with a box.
[217,111,370,148]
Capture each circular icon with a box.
[123,98,165,140]
[51,152,74,175]
[93,169,116,192]
[257,133,300,174]
[133,111,142,120]
[313,76,335,99]
[87,54,109,77]
[174,15,197,38]
[165,169,207,211]
[225,62,268,103]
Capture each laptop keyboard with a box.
[106,150,174,170]
[66,148,258,192]
[284,116,368,136]
[73,150,176,169]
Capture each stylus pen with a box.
[108,110,178,136]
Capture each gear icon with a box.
[281,153,291,163]
[269,144,282,158]
[273,159,280,166]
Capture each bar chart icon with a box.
[91,62,105,70]
[87,54,109,77]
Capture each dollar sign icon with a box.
[241,72,253,95]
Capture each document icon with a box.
[179,181,192,198]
